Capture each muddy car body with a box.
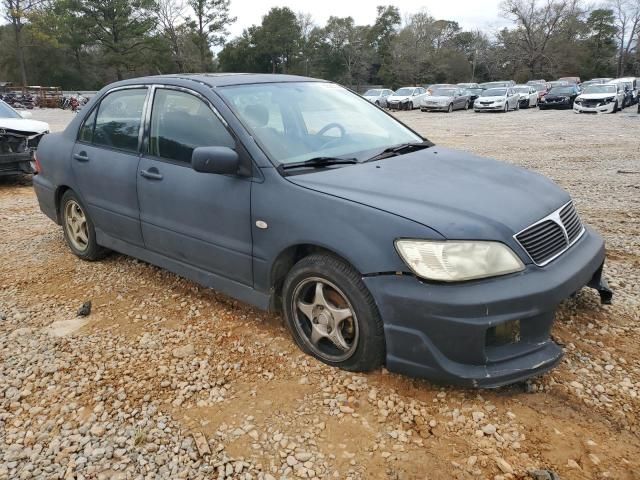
[0,101,49,176]
[33,74,611,387]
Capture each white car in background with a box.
[0,100,50,176]
[473,87,520,112]
[573,83,625,114]
[362,88,394,108]
[386,86,427,110]
[513,85,539,108]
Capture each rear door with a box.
[71,87,148,246]
[136,87,253,285]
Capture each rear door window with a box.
[93,88,148,153]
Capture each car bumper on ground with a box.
[573,102,616,114]
[363,227,607,388]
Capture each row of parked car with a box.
[362,76,640,114]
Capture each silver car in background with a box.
[362,88,394,108]
[420,87,470,112]
[474,87,520,112]
[514,85,539,108]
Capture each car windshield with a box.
[583,85,616,94]
[481,88,506,97]
[466,88,483,94]
[0,101,21,119]
[550,87,574,94]
[514,87,530,93]
[363,89,382,96]
[432,88,456,96]
[394,88,414,96]
[218,82,422,165]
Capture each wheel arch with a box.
[268,243,359,312]
[54,185,73,223]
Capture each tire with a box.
[613,101,619,113]
[464,101,469,110]
[503,103,508,113]
[447,103,453,113]
[282,253,385,372]
[515,101,520,111]
[408,101,414,110]
[60,190,108,261]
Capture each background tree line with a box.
[1,0,639,90]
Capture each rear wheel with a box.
[464,101,469,110]
[61,190,108,261]
[282,253,385,372]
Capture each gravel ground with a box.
[1,107,639,480]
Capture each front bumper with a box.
[573,102,615,114]
[474,103,504,111]
[0,152,34,176]
[539,101,571,109]
[421,104,449,112]
[363,227,607,388]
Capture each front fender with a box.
[251,167,443,293]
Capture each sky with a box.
[225,0,510,38]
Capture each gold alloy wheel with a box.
[64,199,89,252]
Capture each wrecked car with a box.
[33,74,612,387]
[0,100,49,176]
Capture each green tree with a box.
[187,0,234,71]
[252,7,301,73]
[583,8,618,77]
[72,0,157,80]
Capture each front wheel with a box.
[282,253,385,372]
[61,190,108,261]
[408,101,414,110]
[447,103,453,113]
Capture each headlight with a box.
[395,240,524,282]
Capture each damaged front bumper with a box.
[363,226,610,388]
[0,128,45,176]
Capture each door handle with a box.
[73,152,89,162]
[140,169,163,180]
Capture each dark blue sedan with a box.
[32,74,611,387]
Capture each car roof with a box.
[109,73,324,88]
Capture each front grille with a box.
[515,202,584,265]
[559,202,582,241]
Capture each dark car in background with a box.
[32,74,611,387]
[539,85,580,109]
[465,87,483,104]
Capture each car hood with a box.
[425,95,453,102]
[387,95,411,102]
[0,118,49,135]
[477,96,505,102]
[545,94,572,100]
[517,92,530,98]
[287,147,569,243]
[578,93,617,100]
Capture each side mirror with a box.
[191,146,239,175]
[19,111,33,119]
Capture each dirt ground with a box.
[1,107,639,480]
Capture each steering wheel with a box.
[316,122,346,149]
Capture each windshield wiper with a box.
[279,156,358,173]
[363,141,433,163]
